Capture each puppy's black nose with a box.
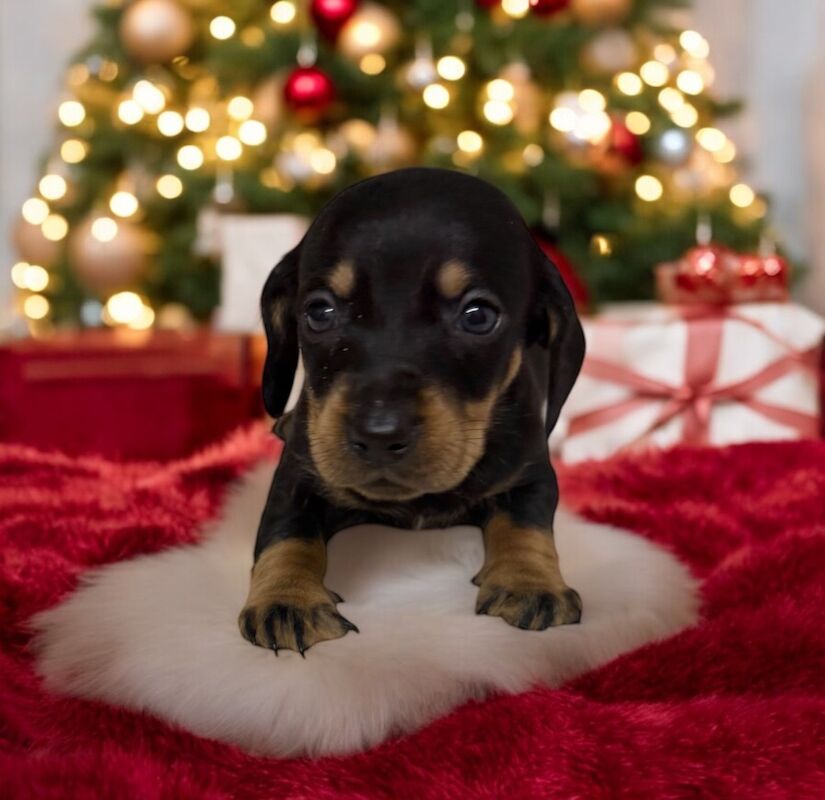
[347,402,416,466]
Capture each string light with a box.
[640,60,669,87]
[177,144,204,169]
[22,198,50,225]
[591,234,613,256]
[487,79,514,102]
[241,26,265,46]
[39,174,67,201]
[91,216,118,242]
[549,107,577,132]
[58,100,85,127]
[696,127,727,152]
[653,43,677,64]
[156,174,183,199]
[501,0,530,18]
[616,72,643,95]
[23,295,50,320]
[578,89,606,113]
[215,136,243,161]
[359,53,386,74]
[270,1,296,24]
[572,112,610,143]
[671,103,698,128]
[185,108,210,132]
[676,70,704,95]
[118,99,144,125]
[60,139,87,163]
[625,111,651,134]
[484,100,514,126]
[423,83,449,109]
[157,110,185,136]
[713,139,736,163]
[227,96,254,120]
[437,56,465,81]
[10,262,30,289]
[133,80,166,113]
[238,119,267,145]
[635,175,663,202]
[680,30,710,59]
[730,183,755,208]
[457,130,483,154]
[41,214,68,241]
[109,191,139,218]
[210,16,236,40]
[105,291,144,325]
[658,87,685,112]
[309,148,337,174]
[522,144,544,166]
[349,19,382,50]
[23,264,49,292]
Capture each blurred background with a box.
[0,0,822,461]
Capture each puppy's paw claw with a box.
[475,583,582,630]
[238,600,358,654]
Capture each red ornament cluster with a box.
[283,66,336,120]
[656,244,790,305]
[530,0,571,15]
[310,0,358,41]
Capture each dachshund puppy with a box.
[239,167,585,655]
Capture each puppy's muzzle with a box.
[345,370,421,468]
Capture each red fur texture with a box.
[2,425,825,798]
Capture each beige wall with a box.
[1,1,823,313]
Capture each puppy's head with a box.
[261,168,583,503]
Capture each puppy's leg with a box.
[238,463,357,655]
[474,473,581,630]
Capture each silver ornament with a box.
[654,128,692,166]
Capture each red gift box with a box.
[0,330,265,460]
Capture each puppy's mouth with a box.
[347,474,425,503]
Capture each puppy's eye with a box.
[458,299,499,336]
[304,299,337,332]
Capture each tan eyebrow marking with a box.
[436,260,471,299]
[328,260,355,298]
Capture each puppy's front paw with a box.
[475,581,582,630]
[238,595,358,655]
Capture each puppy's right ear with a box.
[261,243,300,418]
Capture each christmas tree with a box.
[11,0,769,331]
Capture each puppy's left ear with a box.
[527,244,586,437]
[261,243,301,418]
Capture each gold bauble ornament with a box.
[251,74,285,130]
[13,218,62,268]
[365,116,416,172]
[581,28,637,73]
[120,0,196,64]
[338,3,401,60]
[499,63,544,136]
[69,215,152,294]
[570,0,632,26]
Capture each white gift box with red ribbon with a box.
[554,303,825,463]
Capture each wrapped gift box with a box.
[555,303,825,463]
[0,330,264,460]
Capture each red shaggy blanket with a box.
[2,426,825,798]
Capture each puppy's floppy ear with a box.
[527,244,586,438]
[261,243,301,418]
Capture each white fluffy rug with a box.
[33,461,698,757]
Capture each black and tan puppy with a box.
[239,167,585,655]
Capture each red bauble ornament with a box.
[283,66,336,120]
[676,245,738,292]
[310,0,358,41]
[608,119,643,165]
[534,234,590,310]
[530,0,571,16]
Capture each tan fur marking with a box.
[436,260,471,299]
[475,512,581,629]
[328,260,355,298]
[240,538,354,652]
